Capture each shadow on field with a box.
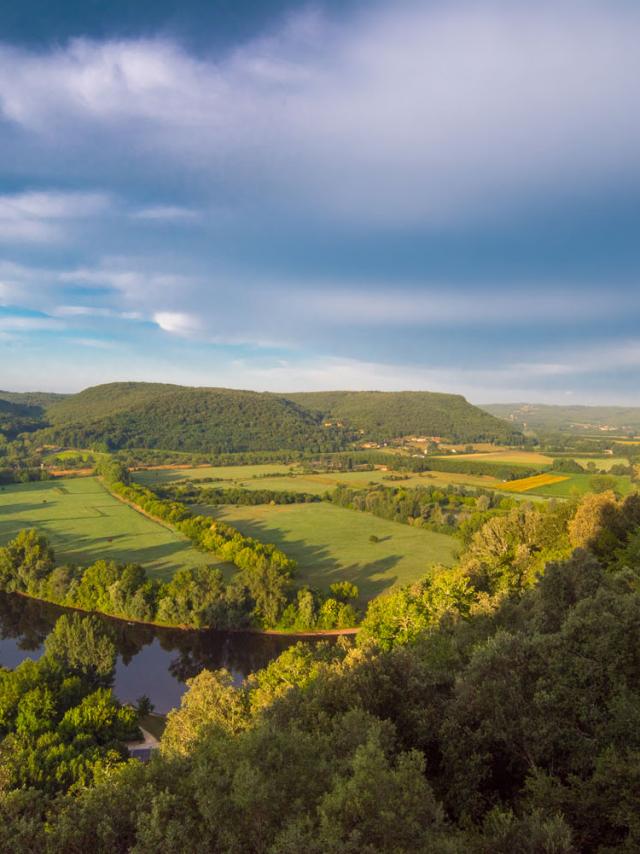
[0,503,44,517]
[205,513,399,599]
[49,531,193,573]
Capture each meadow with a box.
[204,502,459,600]
[134,465,500,494]
[0,477,223,581]
[527,473,635,498]
[498,472,635,498]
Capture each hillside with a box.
[0,390,68,410]
[286,390,519,443]
[43,383,349,453]
[0,392,60,439]
[19,383,518,452]
[483,402,640,435]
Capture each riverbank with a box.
[11,590,359,638]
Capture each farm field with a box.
[528,473,635,498]
[500,473,569,493]
[0,477,224,581]
[204,502,459,600]
[133,463,297,486]
[435,450,553,466]
[498,472,635,498]
[136,465,501,494]
[566,456,629,471]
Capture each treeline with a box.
[158,481,321,506]
[0,433,51,483]
[305,449,540,480]
[6,491,640,848]
[329,482,508,535]
[0,527,358,632]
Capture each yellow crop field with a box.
[437,450,553,466]
[500,473,570,492]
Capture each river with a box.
[0,593,309,714]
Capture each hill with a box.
[0,390,68,410]
[483,402,640,435]
[286,390,519,443]
[20,383,518,452]
[43,383,348,453]
[0,391,64,439]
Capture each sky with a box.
[0,0,639,404]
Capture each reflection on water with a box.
[0,593,306,713]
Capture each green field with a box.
[205,502,459,599]
[523,473,635,498]
[0,477,224,581]
[135,465,500,494]
[133,463,297,486]
[566,456,629,472]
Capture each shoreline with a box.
[10,590,359,638]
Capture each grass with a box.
[566,456,629,472]
[136,465,501,494]
[204,502,459,600]
[528,473,635,498]
[134,463,297,486]
[0,477,225,582]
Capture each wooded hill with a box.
[287,389,519,443]
[6,382,518,452]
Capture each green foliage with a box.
[288,389,520,443]
[358,570,474,650]
[158,481,320,505]
[0,529,55,594]
[0,615,138,796]
[551,457,585,473]
[43,615,116,687]
[330,481,497,533]
[45,382,350,453]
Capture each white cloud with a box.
[153,311,202,335]
[0,190,111,243]
[0,1,638,225]
[0,314,63,332]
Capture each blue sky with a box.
[1,0,639,403]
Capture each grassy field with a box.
[134,463,297,486]
[135,465,501,494]
[528,473,635,498]
[204,502,459,600]
[0,477,224,581]
[567,456,629,471]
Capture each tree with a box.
[0,529,55,594]
[161,670,249,757]
[44,614,116,687]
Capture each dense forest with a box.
[288,389,521,443]
[2,488,640,850]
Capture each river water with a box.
[0,593,306,714]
